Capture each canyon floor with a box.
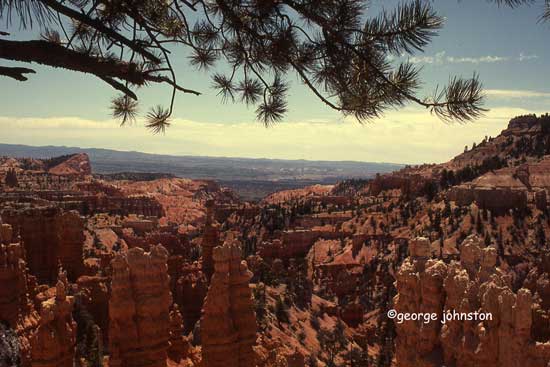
[1,114,550,367]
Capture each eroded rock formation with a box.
[108,245,172,367]
[394,235,550,367]
[201,241,257,367]
[30,270,77,367]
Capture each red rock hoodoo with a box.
[30,271,77,367]
[108,245,173,367]
[394,235,550,367]
[201,241,257,367]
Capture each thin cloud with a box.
[409,51,537,65]
[486,89,550,99]
[518,53,538,62]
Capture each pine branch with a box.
[0,39,149,84]
[487,0,535,7]
[0,65,36,81]
[0,38,201,101]
[37,0,161,63]
[363,0,444,53]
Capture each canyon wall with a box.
[1,206,84,283]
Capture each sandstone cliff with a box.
[1,206,84,283]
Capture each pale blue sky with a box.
[0,1,549,163]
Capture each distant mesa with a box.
[47,153,92,176]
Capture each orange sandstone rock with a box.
[108,245,172,367]
[30,271,77,367]
[201,241,257,367]
[394,235,550,367]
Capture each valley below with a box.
[0,144,402,200]
[1,114,550,367]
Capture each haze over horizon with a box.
[1,1,549,164]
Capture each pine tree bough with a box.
[0,39,200,96]
[0,65,35,81]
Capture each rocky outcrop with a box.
[108,245,172,367]
[369,173,432,197]
[258,229,347,261]
[30,271,77,367]
[1,206,84,283]
[34,194,164,218]
[447,185,528,213]
[201,241,257,367]
[447,156,550,213]
[394,235,550,367]
[93,196,165,218]
[506,114,550,133]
